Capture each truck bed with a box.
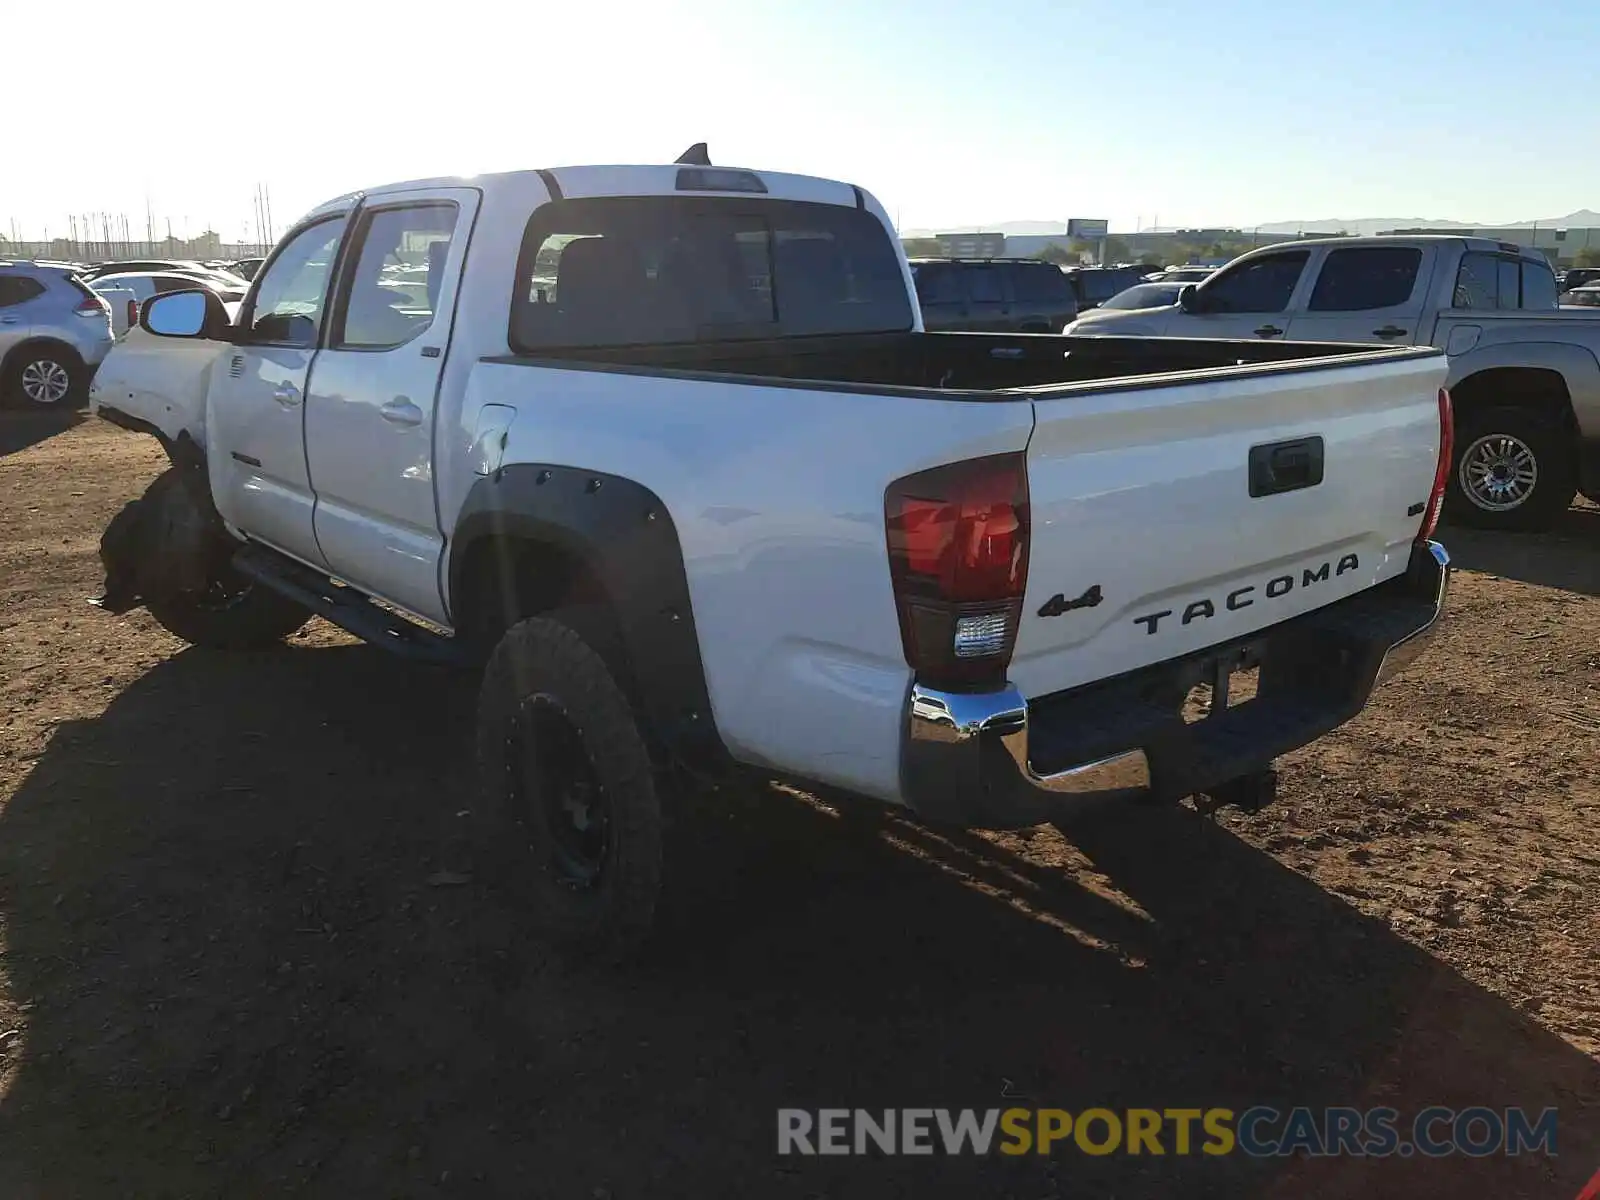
[491,330,1430,395]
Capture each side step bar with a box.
[234,544,466,667]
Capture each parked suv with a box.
[0,262,115,407]
[911,258,1077,332]
[1063,265,1152,311]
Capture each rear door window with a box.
[963,265,1008,305]
[1198,251,1310,313]
[913,264,964,306]
[510,197,913,350]
[1307,247,1422,310]
[0,275,47,308]
[1009,263,1070,303]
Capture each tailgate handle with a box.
[1249,436,1324,497]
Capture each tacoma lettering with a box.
[1133,556,1360,635]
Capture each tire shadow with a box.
[0,644,1595,1199]
[1443,501,1600,596]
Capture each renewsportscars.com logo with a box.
[777,1106,1560,1159]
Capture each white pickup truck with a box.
[89,154,1453,960]
[1069,235,1600,530]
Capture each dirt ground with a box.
[1,411,1596,1199]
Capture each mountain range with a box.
[904,211,1600,238]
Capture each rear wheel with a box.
[1445,405,1576,532]
[4,345,85,408]
[475,614,662,963]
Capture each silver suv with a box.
[0,262,116,407]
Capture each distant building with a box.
[937,232,1006,258]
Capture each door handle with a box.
[0,316,18,325]
[1253,325,1285,338]
[1373,325,1408,339]
[272,381,301,407]
[379,397,423,427]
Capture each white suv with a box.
[0,262,116,407]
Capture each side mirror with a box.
[141,289,231,340]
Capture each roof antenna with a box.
[674,143,711,166]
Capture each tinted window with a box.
[1197,252,1309,313]
[913,264,963,306]
[1522,261,1558,310]
[246,217,349,346]
[965,265,1007,304]
[1453,252,1498,309]
[1307,247,1421,311]
[153,274,205,294]
[1498,259,1521,309]
[0,275,47,308]
[510,198,912,349]
[335,203,459,350]
[1008,263,1070,303]
[1102,283,1182,310]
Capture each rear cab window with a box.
[509,197,913,350]
[1454,251,1559,310]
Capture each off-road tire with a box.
[3,344,86,408]
[1445,405,1576,532]
[475,613,663,964]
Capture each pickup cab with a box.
[89,156,1453,960]
[1067,235,1600,530]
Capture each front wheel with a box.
[475,614,663,963]
[145,569,312,650]
[1445,406,1576,532]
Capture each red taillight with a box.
[127,299,139,330]
[1419,387,1453,543]
[886,452,1030,689]
[74,296,107,316]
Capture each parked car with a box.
[1066,235,1600,530]
[90,271,245,332]
[911,258,1077,332]
[1560,284,1600,308]
[1153,265,1216,284]
[1099,281,1189,311]
[83,260,249,292]
[229,257,265,281]
[90,157,1451,960]
[0,261,115,406]
[1558,267,1600,294]
[1062,265,1149,311]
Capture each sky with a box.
[7,0,1600,241]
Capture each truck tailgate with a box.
[1009,348,1447,700]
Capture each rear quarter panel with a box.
[1433,315,1600,438]
[449,362,1033,803]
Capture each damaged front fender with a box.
[88,328,227,451]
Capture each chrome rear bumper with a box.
[901,540,1450,828]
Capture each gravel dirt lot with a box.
[1,411,1597,1198]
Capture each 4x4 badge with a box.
[1038,584,1103,618]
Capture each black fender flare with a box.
[447,464,730,774]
